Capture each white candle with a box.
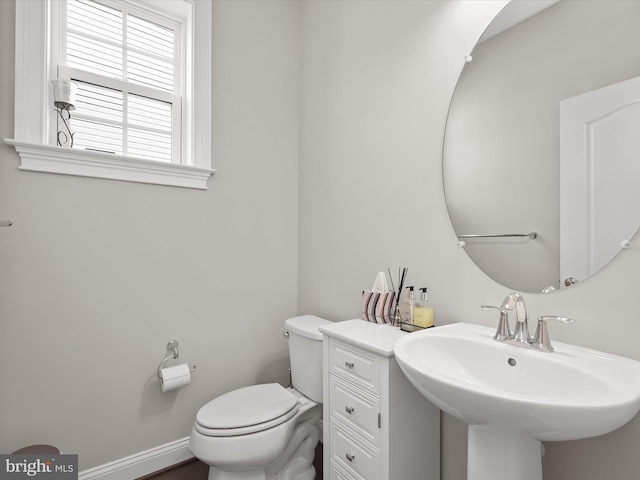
[51,79,77,110]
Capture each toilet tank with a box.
[285,315,331,403]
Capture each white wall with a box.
[0,0,300,470]
[3,1,640,479]
[299,1,640,480]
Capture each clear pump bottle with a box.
[400,286,415,325]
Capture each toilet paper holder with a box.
[156,339,196,380]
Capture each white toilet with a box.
[189,315,331,480]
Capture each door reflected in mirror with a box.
[443,0,640,293]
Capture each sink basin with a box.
[394,322,640,480]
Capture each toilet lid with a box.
[196,383,299,432]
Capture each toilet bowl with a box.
[189,315,330,480]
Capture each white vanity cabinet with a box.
[319,320,439,480]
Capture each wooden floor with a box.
[139,443,323,480]
[138,458,209,480]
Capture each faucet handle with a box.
[481,305,512,341]
[532,316,574,352]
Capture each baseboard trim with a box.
[78,437,193,480]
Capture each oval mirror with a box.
[443,0,640,293]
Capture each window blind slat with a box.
[67,16,121,41]
[128,139,172,155]
[73,82,123,123]
[67,33,123,79]
[74,121,123,141]
[127,53,174,75]
[67,0,121,42]
[128,129,171,162]
[72,118,123,154]
[128,15,174,59]
[128,106,172,131]
[128,128,172,144]
[127,52,174,92]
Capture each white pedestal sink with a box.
[394,323,640,480]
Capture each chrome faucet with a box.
[482,293,573,353]
[503,292,531,344]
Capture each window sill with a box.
[4,139,215,190]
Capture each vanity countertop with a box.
[318,319,408,357]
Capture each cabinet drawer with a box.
[330,376,381,445]
[331,425,379,480]
[330,461,363,480]
[329,340,380,394]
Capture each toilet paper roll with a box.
[159,363,191,392]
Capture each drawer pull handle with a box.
[345,406,354,414]
[345,453,355,462]
[344,362,355,369]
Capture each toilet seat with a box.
[195,383,300,437]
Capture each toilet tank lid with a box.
[285,315,331,341]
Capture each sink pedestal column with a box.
[468,425,543,480]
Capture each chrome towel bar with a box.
[458,231,537,239]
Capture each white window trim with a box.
[5,0,214,190]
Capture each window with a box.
[59,0,179,162]
[7,0,214,190]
